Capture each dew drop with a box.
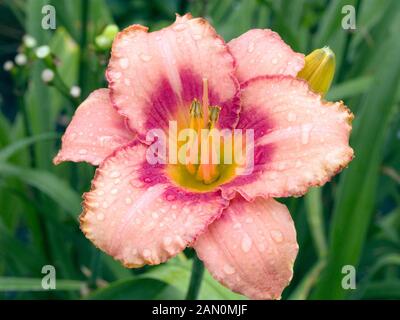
[192,34,202,40]
[70,133,77,140]
[301,124,312,145]
[173,23,187,32]
[287,112,297,122]
[245,217,253,224]
[119,58,129,69]
[271,57,278,65]
[233,223,241,229]
[223,264,235,275]
[140,54,152,62]
[241,235,252,253]
[152,212,159,219]
[143,249,152,257]
[111,188,118,195]
[125,197,132,205]
[110,170,121,178]
[166,194,176,201]
[163,236,172,246]
[78,149,87,155]
[270,229,283,243]
[247,42,255,53]
[97,213,105,221]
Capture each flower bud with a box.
[70,85,81,98]
[15,53,27,66]
[95,24,119,50]
[103,24,119,39]
[35,45,51,59]
[41,68,54,83]
[3,60,14,71]
[297,46,335,96]
[23,35,37,48]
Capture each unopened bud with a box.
[297,46,335,96]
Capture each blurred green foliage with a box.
[0,0,399,300]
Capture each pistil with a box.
[184,79,221,184]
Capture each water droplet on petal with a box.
[97,213,105,221]
[270,229,283,243]
[163,236,172,246]
[79,149,87,155]
[301,124,312,144]
[233,222,241,229]
[140,54,152,62]
[166,194,175,201]
[143,249,152,258]
[119,58,129,69]
[241,235,252,253]
[272,57,278,65]
[111,188,118,195]
[192,34,202,40]
[247,42,255,53]
[173,23,187,32]
[287,112,297,122]
[110,171,120,178]
[223,264,235,275]
[70,133,77,140]
[125,197,132,205]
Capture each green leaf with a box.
[144,258,246,300]
[0,132,59,162]
[312,1,400,299]
[86,278,181,300]
[0,163,81,219]
[304,187,327,259]
[0,277,84,291]
[362,281,400,299]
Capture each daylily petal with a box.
[194,197,298,300]
[228,29,304,84]
[221,76,354,200]
[80,141,228,267]
[107,13,240,136]
[53,89,134,166]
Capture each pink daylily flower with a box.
[54,14,353,299]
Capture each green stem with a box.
[304,187,328,259]
[88,249,102,289]
[185,254,205,300]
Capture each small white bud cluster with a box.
[41,69,55,83]
[35,45,51,59]
[23,35,37,48]
[70,86,81,98]
[3,61,14,71]
[15,53,28,66]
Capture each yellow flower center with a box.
[167,79,238,192]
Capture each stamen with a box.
[186,99,203,175]
[202,78,209,127]
[196,105,221,184]
[208,106,221,129]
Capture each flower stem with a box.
[185,253,205,300]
